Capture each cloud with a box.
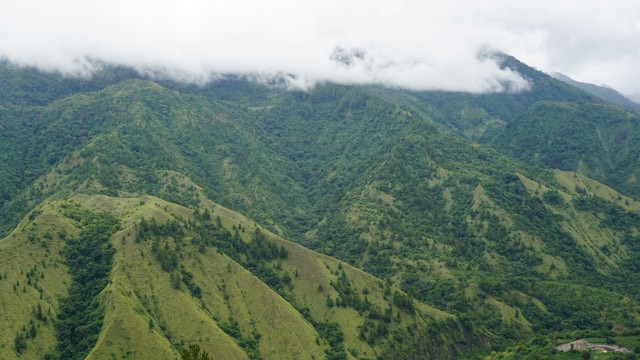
[476,1,640,95]
[1,0,639,94]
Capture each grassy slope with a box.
[91,194,322,360]
[518,171,640,272]
[0,203,75,358]
[0,190,462,359]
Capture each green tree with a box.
[14,333,26,353]
[181,344,212,360]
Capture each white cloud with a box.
[1,0,639,94]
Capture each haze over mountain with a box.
[1,50,640,360]
[3,1,640,95]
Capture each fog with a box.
[2,0,639,94]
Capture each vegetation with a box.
[54,206,119,359]
[181,344,212,360]
[482,328,640,359]
[484,101,640,199]
[1,58,640,359]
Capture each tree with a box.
[181,344,212,360]
[14,333,26,353]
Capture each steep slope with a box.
[0,202,74,359]
[353,54,640,202]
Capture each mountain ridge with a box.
[552,72,640,113]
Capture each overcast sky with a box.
[1,0,640,95]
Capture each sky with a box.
[1,0,640,96]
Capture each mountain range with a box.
[1,56,639,359]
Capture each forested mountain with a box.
[364,53,601,140]
[552,72,640,113]
[1,59,640,359]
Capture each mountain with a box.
[363,53,601,140]
[552,72,640,114]
[1,59,640,359]
[360,53,640,201]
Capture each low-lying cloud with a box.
[1,0,639,94]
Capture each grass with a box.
[485,297,533,335]
[514,170,635,273]
[0,203,76,359]
[555,170,640,212]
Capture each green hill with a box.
[1,191,466,359]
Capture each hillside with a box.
[1,62,640,359]
[483,101,640,199]
[1,191,463,359]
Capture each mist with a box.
[2,0,639,94]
